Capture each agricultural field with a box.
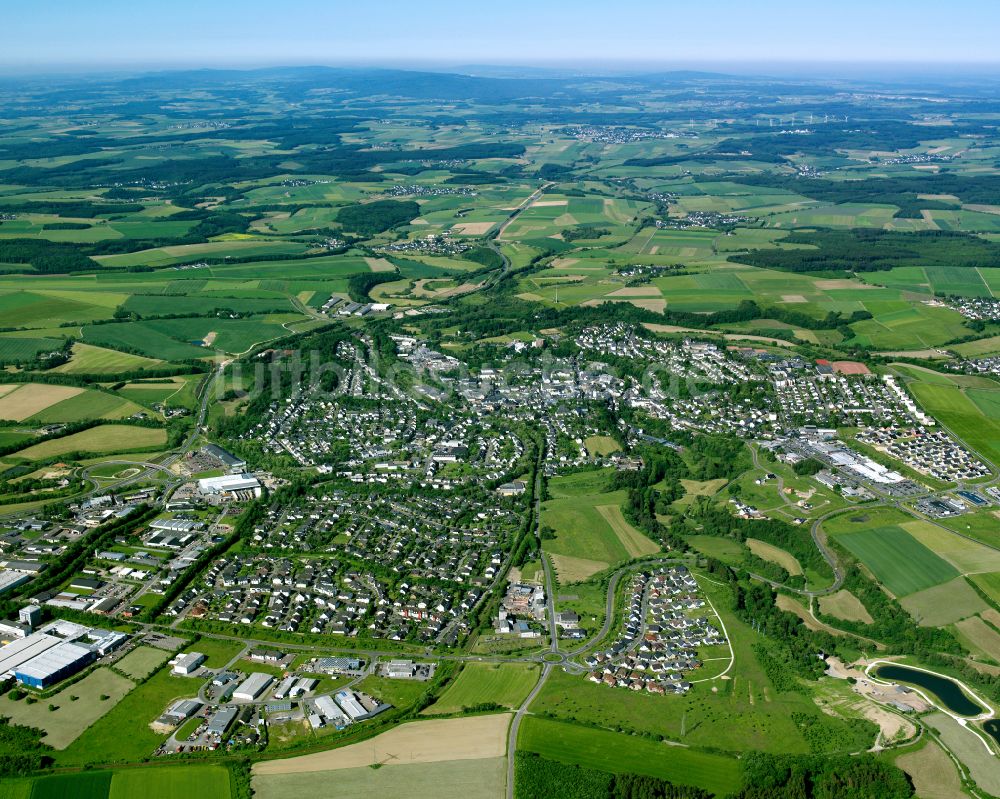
[517,716,742,797]
[747,538,802,575]
[425,662,539,714]
[52,343,163,374]
[833,525,958,597]
[541,472,658,582]
[254,714,509,776]
[255,759,505,799]
[817,590,873,624]
[906,374,1000,467]
[55,666,200,766]
[4,60,1000,799]
[107,766,231,799]
[10,766,231,799]
[9,424,167,461]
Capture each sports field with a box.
[835,525,958,596]
[517,716,742,797]
[425,663,539,714]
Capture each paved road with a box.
[505,662,552,799]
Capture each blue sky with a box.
[3,0,999,72]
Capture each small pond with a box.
[874,664,983,717]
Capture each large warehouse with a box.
[197,474,262,499]
[233,672,273,702]
[0,621,126,689]
[15,641,94,689]
[0,633,95,689]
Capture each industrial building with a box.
[314,656,363,673]
[163,698,202,725]
[0,620,28,643]
[0,570,31,595]
[19,606,42,629]
[272,676,296,699]
[149,518,203,533]
[197,474,262,499]
[172,651,206,676]
[16,642,94,688]
[206,705,238,737]
[312,694,348,728]
[290,677,317,697]
[203,444,247,472]
[385,659,416,679]
[334,690,369,721]
[233,672,273,701]
[0,621,126,689]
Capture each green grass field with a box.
[52,343,163,374]
[178,637,244,668]
[12,425,167,461]
[541,472,657,573]
[108,766,231,799]
[908,379,1000,467]
[28,771,112,799]
[27,390,145,424]
[425,663,539,714]
[113,646,171,680]
[0,668,133,749]
[835,526,958,597]
[55,666,195,766]
[898,576,989,626]
[517,716,742,797]
[969,571,1000,604]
